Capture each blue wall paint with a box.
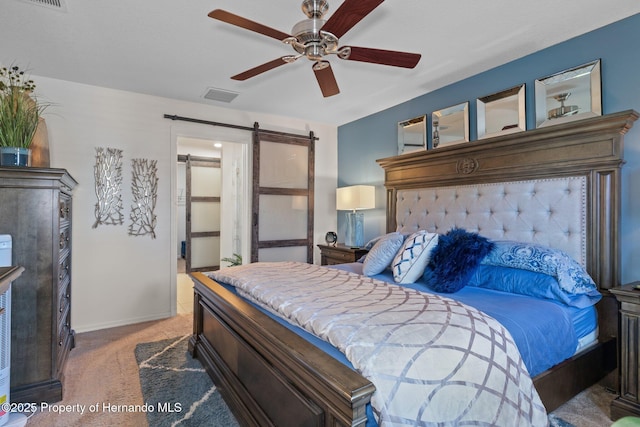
[338,13,640,283]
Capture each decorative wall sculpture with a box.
[92,147,124,228]
[128,158,158,238]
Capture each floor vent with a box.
[204,88,239,103]
[16,0,67,11]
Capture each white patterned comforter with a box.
[209,262,548,426]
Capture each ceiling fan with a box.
[208,0,421,97]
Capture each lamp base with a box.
[345,211,364,248]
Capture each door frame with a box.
[170,124,251,316]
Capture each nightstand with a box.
[317,244,368,266]
[611,282,640,419]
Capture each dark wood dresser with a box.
[0,167,77,403]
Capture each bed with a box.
[189,110,638,426]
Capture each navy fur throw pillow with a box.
[423,228,495,293]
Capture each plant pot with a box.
[0,147,31,167]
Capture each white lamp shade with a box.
[336,185,375,211]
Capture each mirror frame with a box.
[477,84,525,139]
[397,115,427,155]
[431,102,469,148]
[535,59,601,128]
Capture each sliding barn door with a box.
[252,128,315,263]
[185,155,221,272]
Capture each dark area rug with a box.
[549,414,577,427]
[135,335,239,427]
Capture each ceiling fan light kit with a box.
[209,0,421,97]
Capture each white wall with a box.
[36,76,338,333]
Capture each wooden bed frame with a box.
[189,110,638,426]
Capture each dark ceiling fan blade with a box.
[208,9,291,41]
[340,46,421,68]
[321,0,385,39]
[313,61,340,97]
[231,58,289,81]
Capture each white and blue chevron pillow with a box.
[392,230,439,284]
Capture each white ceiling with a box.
[2,0,639,126]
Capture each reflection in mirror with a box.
[432,102,469,148]
[535,60,601,128]
[477,84,525,139]
[397,115,426,154]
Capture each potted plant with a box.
[0,65,46,166]
[221,253,242,267]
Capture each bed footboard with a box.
[189,272,375,427]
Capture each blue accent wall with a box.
[338,13,640,283]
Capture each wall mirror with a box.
[431,102,469,148]
[397,115,427,154]
[477,84,525,139]
[535,59,601,128]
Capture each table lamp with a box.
[336,185,375,248]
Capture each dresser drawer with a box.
[58,254,71,285]
[56,304,73,371]
[57,278,70,325]
[59,194,72,225]
[317,244,368,266]
[324,249,354,263]
[59,226,71,254]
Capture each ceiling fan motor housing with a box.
[301,0,329,18]
[292,17,326,43]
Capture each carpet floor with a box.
[23,313,618,426]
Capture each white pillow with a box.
[362,232,405,276]
[392,231,439,284]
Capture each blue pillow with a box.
[422,228,494,293]
[481,240,599,299]
[468,265,601,308]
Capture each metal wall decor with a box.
[129,158,158,238]
[92,147,124,228]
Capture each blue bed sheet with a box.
[333,262,595,378]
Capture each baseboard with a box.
[72,311,175,333]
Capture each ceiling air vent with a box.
[204,88,239,103]
[16,0,67,11]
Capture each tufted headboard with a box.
[394,177,587,267]
[378,110,638,296]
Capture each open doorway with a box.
[173,131,250,315]
[177,137,221,313]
